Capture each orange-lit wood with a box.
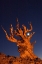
[2,19,37,59]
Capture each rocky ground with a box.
[0,52,42,64]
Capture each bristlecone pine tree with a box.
[2,18,37,59]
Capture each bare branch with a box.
[31,41,36,46]
[28,22,33,32]
[16,18,20,29]
[31,41,36,51]
[22,24,27,37]
[1,25,8,36]
[1,25,17,43]
[27,32,35,40]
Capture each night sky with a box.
[0,0,42,59]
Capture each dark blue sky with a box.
[0,0,42,59]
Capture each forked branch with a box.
[1,25,17,43]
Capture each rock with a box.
[0,52,42,64]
